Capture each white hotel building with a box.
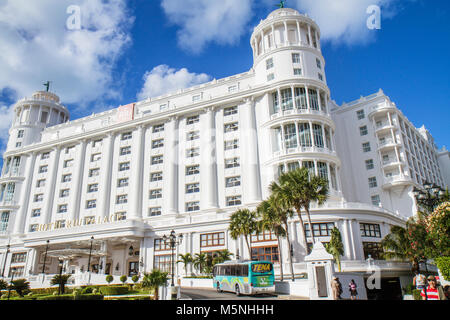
[0,8,448,294]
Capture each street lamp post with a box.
[58,259,64,295]
[413,181,446,213]
[1,242,10,278]
[41,240,50,282]
[162,230,183,287]
[7,267,16,300]
[87,236,94,284]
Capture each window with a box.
[356,109,365,120]
[192,95,201,103]
[228,85,237,93]
[316,58,322,69]
[40,111,49,123]
[36,179,45,188]
[224,122,238,133]
[224,139,239,150]
[281,88,293,111]
[308,89,319,110]
[11,252,27,263]
[149,207,162,217]
[200,232,225,247]
[295,88,307,109]
[0,211,10,232]
[63,159,74,168]
[119,162,130,171]
[153,254,172,273]
[361,223,381,238]
[360,126,368,136]
[29,224,39,232]
[115,212,127,221]
[150,172,163,182]
[225,157,240,169]
[225,176,241,188]
[365,159,374,170]
[151,155,163,165]
[152,139,164,149]
[266,58,274,70]
[39,165,48,173]
[89,168,100,177]
[186,165,200,176]
[187,131,200,141]
[251,230,277,243]
[58,204,68,213]
[317,162,328,180]
[116,195,128,204]
[368,177,378,188]
[86,200,97,209]
[62,174,72,183]
[154,239,172,251]
[186,201,200,212]
[55,220,66,229]
[294,68,302,75]
[251,246,279,264]
[149,189,162,199]
[88,184,98,193]
[284,123,297,148]
[186,115,200,125]
[90,153,101,162]
[318,73,323,81]
[31,209,41,217]
[362,242,384,260]
[153,124,164,133]
[186,148,200,158]
[224,106,238,116]
[312,124,324,148]
[226,195,242,206]
[186,183,200,194]
[267,73,275,81]
[34,194,43,202]
[298,123,312,147]
[92,139,103,148]
[60,189,70,198]
[83,216,96,225]
[121,132,132,141]
[17,130,24,138]
[65,145,75,154]
[120,146,131,156]
[362,142,371,153]
[371,195,381,206]
[287,162,300,172]
[292,53,300,64]
[15,142,22,148]
[41,152,50,160]
[117,178,129,187]
[304,223,335,238]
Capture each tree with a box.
[270,167,329,254]
[105,274,114,285]
[325,227,344,272]
[213,250,234,264]
[10,279,30,297]
[425,201,450,258]
[50,274,72,295]
[120,275,128,285]
[193,253,207,275]
[257,196,294,281]
[0,279,7,291]
[142,269,169,300]
[229,209,258,258]
[178,253,193,276]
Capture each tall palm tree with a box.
[177,253,193,276]
[193,253,207,275]
[228,208,258,258]
[213,250,234,264]
[142,269,169,300]
[256,196,295,281]
[270,167,329,254]
[325,227,345,272]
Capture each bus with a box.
[212,260,275,296]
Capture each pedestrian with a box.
[331,277,343,300]
[420,275,447,300]
[349,279,358,300]
[413,270,427,292]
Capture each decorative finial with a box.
[43,81,51,92]
[276,1,286,9]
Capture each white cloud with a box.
[0,103,15,156]
[161,0,253,53]
[0,0,133,106]
[137,65,211,100]
[292,0,399,45]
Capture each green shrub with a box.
[106,275,114,284]
[413,289,422,300]
[435,257,450,281]
[403,284,415,295]
[120,275,128,285]
[99,286,129,296]
[81,286,97,294]
[37,294,74,300]
[74,293,104,300]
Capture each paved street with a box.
[180,287,308,300]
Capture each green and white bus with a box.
[212,260,275,296]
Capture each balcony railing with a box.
[270,108,329,121]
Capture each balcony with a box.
[273,146,337,159]
[374,122,396,134]
[377,139,400,151]
[381,160,403,170]
[368,102,397,119]
[382,174,413,190]
[270,108,329,121]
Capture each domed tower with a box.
[253,8,343,201]
[0,90,69,237]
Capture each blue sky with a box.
[0,0,448,153]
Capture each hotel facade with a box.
[0,8,448,293]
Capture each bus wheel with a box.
[235,284,241,296]
[217,282,222,293]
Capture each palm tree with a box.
[213,250,234,264]
[270,167,329,254]
[257,196,295,281]
[325,227,345,272]
[50,274,71,295]
[228,208,258,258]
[193,253,207,275]
[142,269,169,300]
[177,253,193,276]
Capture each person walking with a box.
[349,279,358,300]
[331,277,343,300]
[420,276,447,300]
[413,270,427,291]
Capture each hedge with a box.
[36,294,74,300]
[99,286,129,296]
[435,257,450,281]
[36,293,104,300]
[74,293,104,300]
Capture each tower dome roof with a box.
[267,7,301,19]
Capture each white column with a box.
[284,21,288,45]
[326,162,332,190]
[260,31,265,54]
[129,125,146,219]
[200,108,218,209]
[240,98,262,204]
[163,117,179,215]
[309,120,315,147]
[14,152,37,234]
[69,140,88,222]
[308,24,312,46]
[42,146,61,224]
[271,24,275,48]
[305,86,311,110]
[294,121,300,148]
[296,21,302,45]
[340,219,352,260]
[290,86,296,109]
[98,132,116,218]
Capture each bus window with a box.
[231,265,237,276]
[213,266,217,277]
[225,266,231,276]
[242,265,248,277]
